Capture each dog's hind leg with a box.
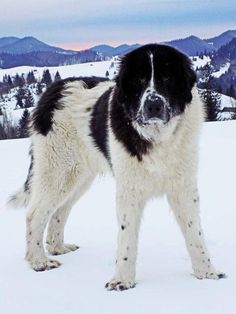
[46,177,94,256]
[26,196,62,271]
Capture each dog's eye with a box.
[139,78,146,84]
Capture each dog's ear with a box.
[182,58,197,103]
[115,56,128,103]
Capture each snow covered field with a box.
[0,60,116,81]
[0,121,236,314]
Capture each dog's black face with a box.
[116,44,196,126]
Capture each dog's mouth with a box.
[135,112,170,127]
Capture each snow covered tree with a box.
[14,73,25,87]
[36,82,43,96]
[15,87,25,109]
[27,71,37,85]
[7,75,13,87]
[18,109,30,138]
[41,69,52,87]
[24,90,34,108]
[199,64,221,121]
[54,71,61,81]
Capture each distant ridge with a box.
[0,36,74,54]
[90,43,141,56]
[0,30,235,68]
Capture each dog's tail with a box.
[7,186,31,209]
[7,147,33,209]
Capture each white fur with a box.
[9,82,224,287]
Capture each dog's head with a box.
[115,44,196,139]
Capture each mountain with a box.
[90,43,141,57]
[0,36,106,68]
[164,35,214,56]
[205,30,236,50]
[207,38,236,96]
[0,50,104,69]
[0,36,74,54]
[0,37,19,48]
[0,30,236,69]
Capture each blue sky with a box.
[0,0,235,50]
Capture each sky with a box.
[0,0,235,50]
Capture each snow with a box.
[0,121,236,314]
[192,56,211,69]
[0,60,119,126]
[0,60,118,82]
[212,63,230,78]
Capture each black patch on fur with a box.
[32,76,109,136]
[110,88,152,161]
[90,87,112,161]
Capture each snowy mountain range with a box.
[0,36,75,54]
[0,30,236,69]
[165,30,236,56]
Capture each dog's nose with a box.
[143,94,165,120]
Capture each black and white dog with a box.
[9,44,224,290]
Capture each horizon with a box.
[1,28,235,52]
[0,0,235,51]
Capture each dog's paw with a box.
[105,278,135,291]
[27,257,61,271]
[47,243,79,256]
[194,269,226,280]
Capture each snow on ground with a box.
[0,121,236,314]
[212,62,230,78]
[0,59,119,125]
[0,60,118,82]
[192,56,211,69]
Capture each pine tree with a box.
[54,71,61,81]
[105,70,109,77]
[27,71,37,85]
[18,109,30,138]
[41,69,52,87]
[199,64,221,121]
[14,73,25,87]
[7,75,13,87]
[15,87,25,109]
[2,74,8,84]
[36,82,43,96]
[24,90,34,108]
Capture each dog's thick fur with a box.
[9,44,224,290]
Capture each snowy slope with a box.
[0,60,119,126]
[0,121,236,314]
[212,62,230,78]
[191,55,211,69]
[0,60,117,81]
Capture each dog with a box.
[8,44,224,291]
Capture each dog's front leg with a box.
[106,185,145,291]
[167,180,225,280]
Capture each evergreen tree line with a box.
[0,69,62,139]
[0,69,61,98]
[198,64,236,121]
